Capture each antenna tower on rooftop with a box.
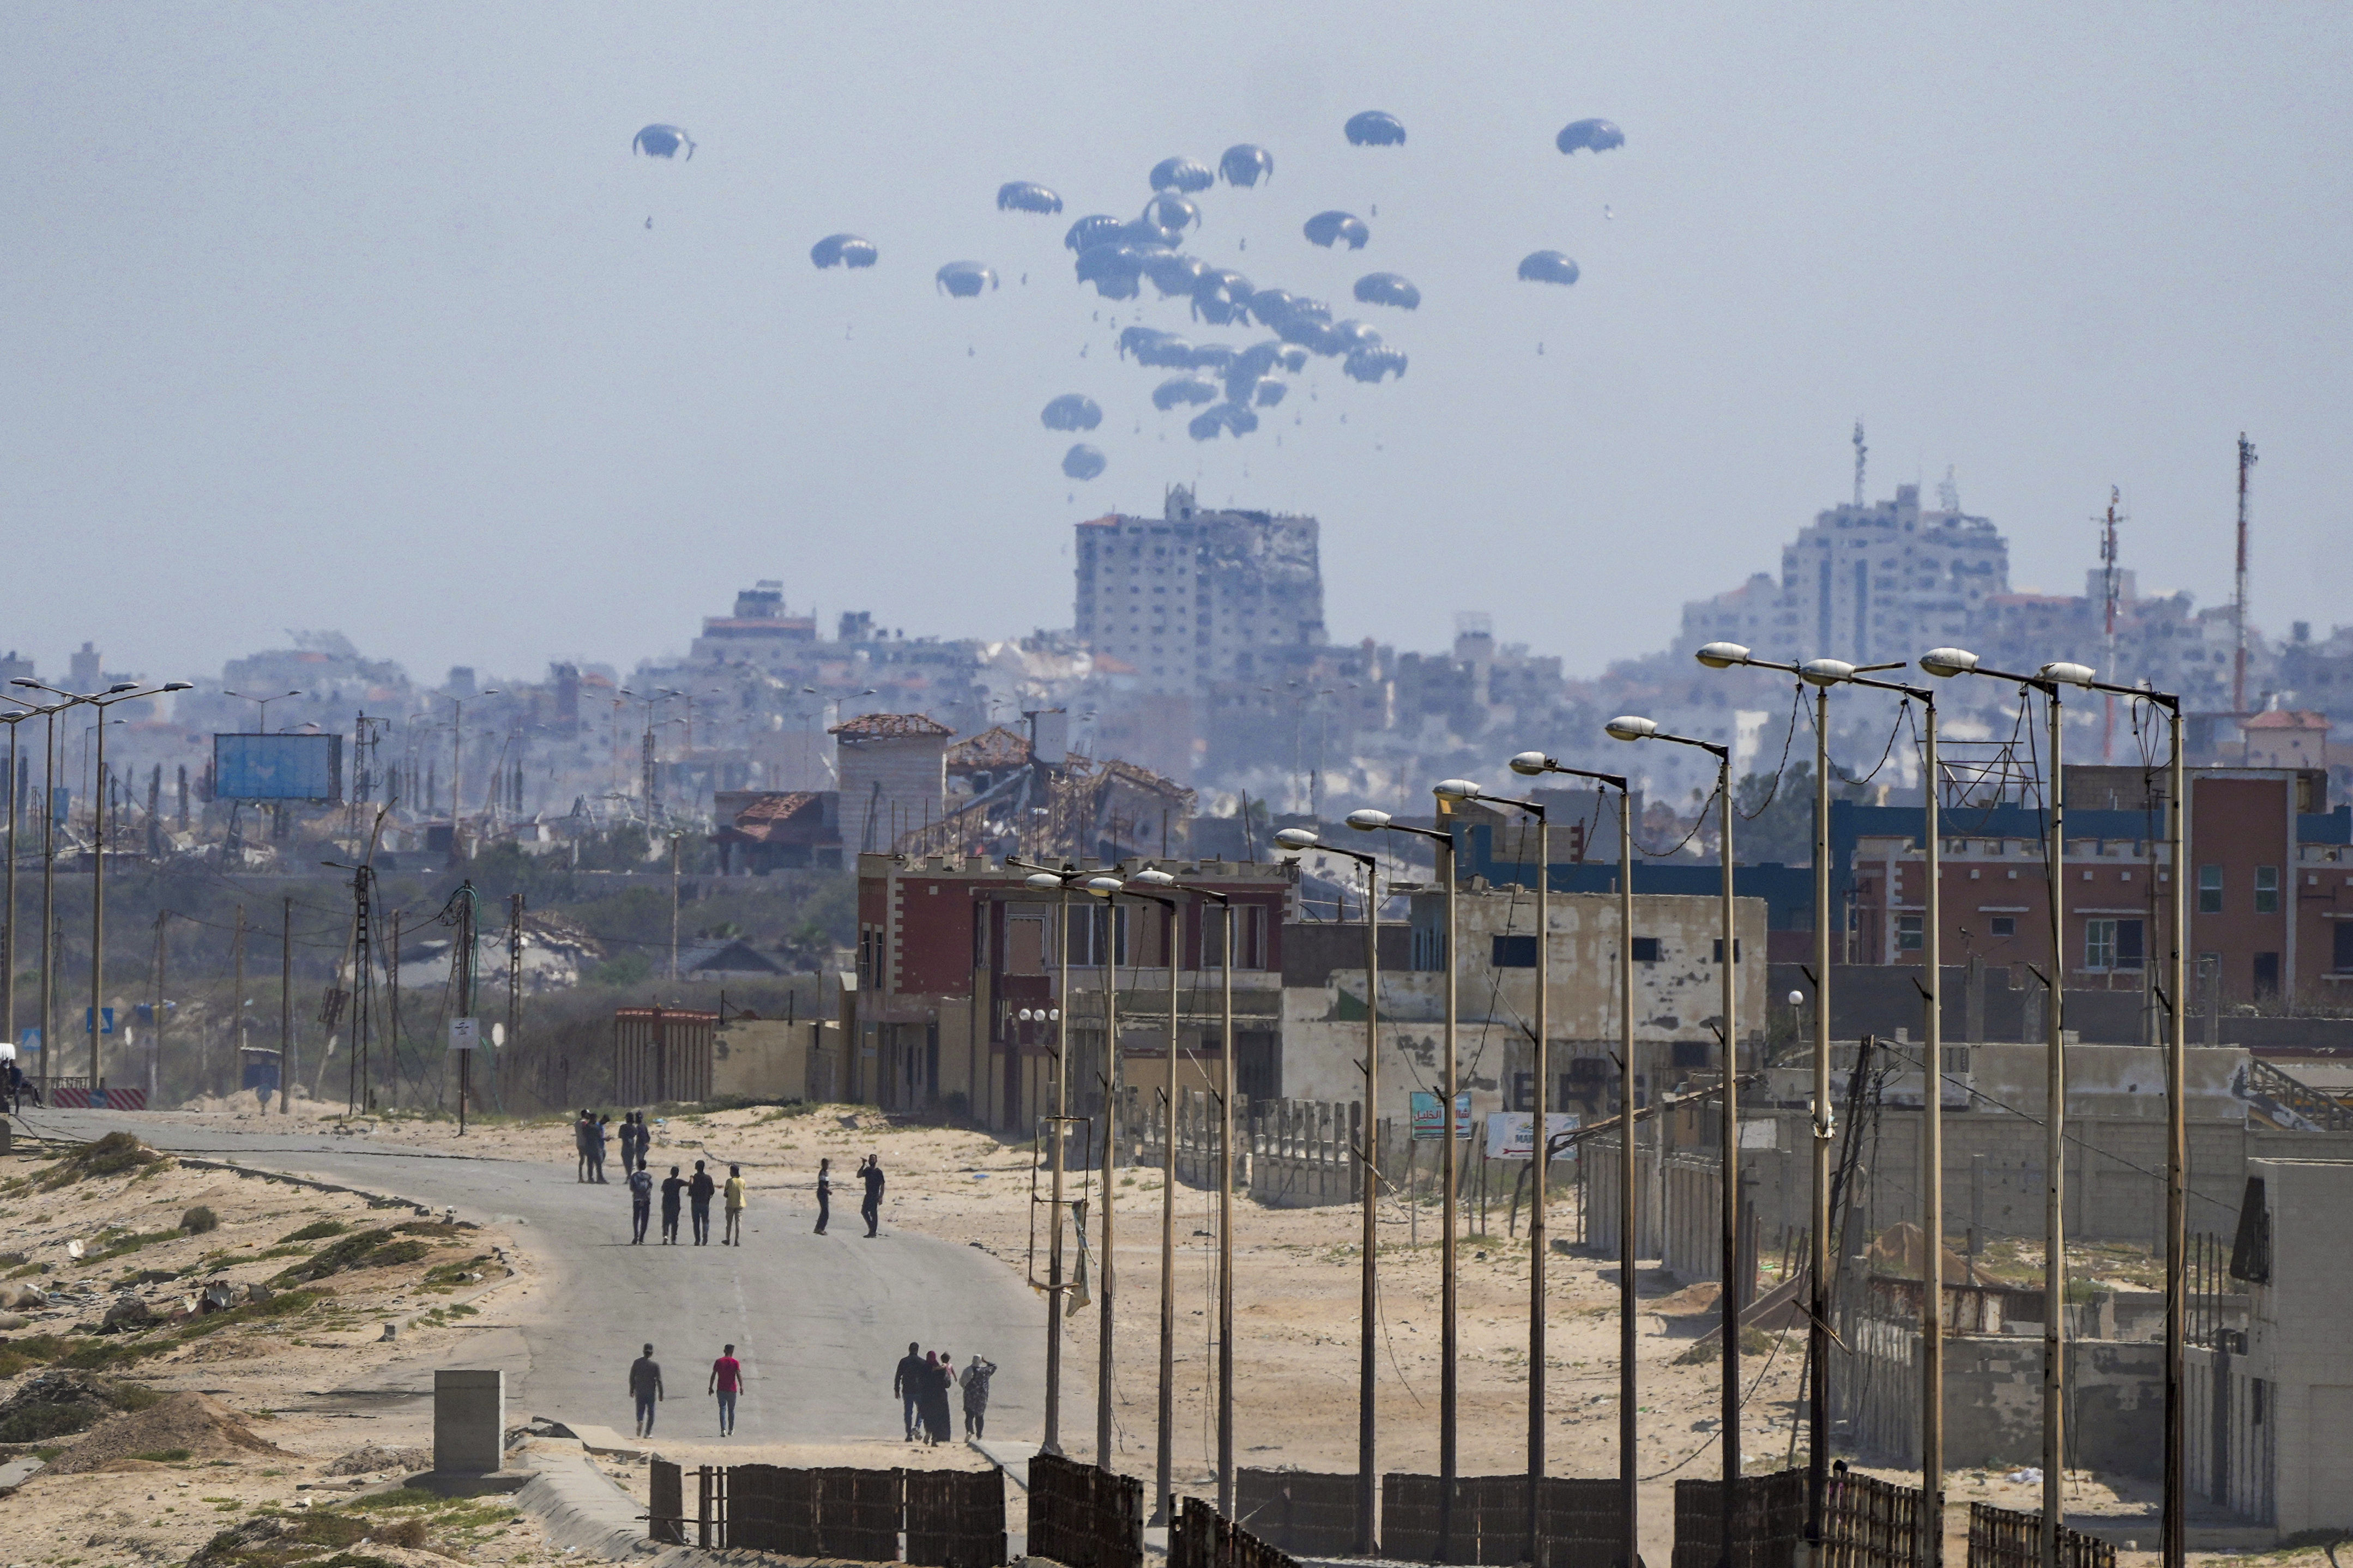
[2233,434,2258,716]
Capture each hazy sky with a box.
[5,4,2347,689]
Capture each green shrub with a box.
[180,1205,220,1235]
[178,1288,324,1341]
[132,1448,193,1462]
[367,1240,431,1269]
[276,1219,347,1245]
[38,1131,164,1190]
[0,1400,101,1442]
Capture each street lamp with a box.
[1348,789,1471,1559]
[1008,855,1091,1457]
[1693,642,1912,1550]
[1605,714,1745,1543]
[1507,750,1637,1568]
[15,679,190,1095]
[1917,647,2083,1568]
[1120,868,1188,1525]
[224,688,301,731]
[4,691,70,1094]
[0,704,61,1072]
[1143,865,1240,1516]
[1432,774,1560,1551]
[1274,825,1384,1549]
[1079,870,1128,1468]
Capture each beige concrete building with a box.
[832,712,951,856]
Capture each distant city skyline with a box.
[3,4,2345,687]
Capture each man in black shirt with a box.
[629,1342,664,1437]
[659,1165,687,1245]
[860,1155,885,1238]
[892,1341,926,1442]
[688,1160,717,1246]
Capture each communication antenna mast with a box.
[2233,434,2258,715]
[2098,488,2126,762]
[1937,465,1960,514]
[1852,421,1868,506]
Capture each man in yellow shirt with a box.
[722,1164,749,1246]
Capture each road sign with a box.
[1409,1090,1473,1140]
[82,1007,114,1036]
[1485,1111,1580,1159]
[449,1017,480,1051]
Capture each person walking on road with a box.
[958,1354,996,1439]
[575,1110,595,1182]
[859,1154,885,1238]
[591,1115,613,1183]
[688,1160,716,1245]
[722,1165,748,1246]
[918,1352,952,1445]
[894,1342,927,1442]
[628,1163,654,1244]
[659,1165,686,1245]
[629,1343,664,1437]
[708,1343,744,1437]
[614,1111,638,1175]
[813,1158,832,1235]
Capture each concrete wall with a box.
[711,1020,812,1102]
[838,733,946,857]
[1837,1329,2163,1476]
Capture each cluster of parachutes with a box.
[632,110,1622,483]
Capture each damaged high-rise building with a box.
[1073,484,1325,697]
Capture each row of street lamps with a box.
[3,678,191,1097]
[1016,638,2193,1568]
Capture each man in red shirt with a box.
[708,1344,744,1437]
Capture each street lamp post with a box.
[1693,644,1908,1548]
[16,680,189,1094]
[1965,657,2188,1568]
[1010,857,1094,1458]
[1604,716,1741,1555]
[0,705,56,1067]
[1274,827,1383,1549]
[1432,779,1554,1554]
[1081,871,1129,1469]
[1122,869,1188,1525]
[1508,752,1637,1568]
[223,689,301,733]
[444,689,502,862]
[1163,874,1238,1514]
[1918,649,2084,1568]
[1348,792,1468,1558]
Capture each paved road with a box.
[17,1110,1042,1450]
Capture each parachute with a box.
[1344,111,1406,147]
[1343,346,1408,383]
[1188,402,1261,440]
[936,262,998,297]
[633,124,695,160]
[1075,244,1147,300]
[1517,250,1581,286]
[1144,251,1211,299]
[1142,192,1201,242]
[1250,378,1289,408]
[1555,119,1625,155]
[1353,272,1421,310]
[1218,144,1274,187]
[810,234,879,269]
[1042,394,1102,432]
[1191,269,1254,326]
[1304,211,1371,250]
[1149,156,1215,194]
[1153,376,1220,410]
[1065,214,1127,253]
[998,181,1065,214]
[1062,444,1107,481]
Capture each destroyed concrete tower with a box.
[1072,483,1325,697]
[831,711,951,855]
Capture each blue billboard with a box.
[214,733,343,802]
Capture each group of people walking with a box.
[892,1342,995,1444]
[627,1341,750,1438]
[576,1109,654,1183]
[629,1159,748,1246]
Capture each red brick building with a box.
[848,851,1293,1128]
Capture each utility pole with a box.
[670,833,684,980]
[455,882,477,1134]
[2233,434,2257,718]
[150,911,167,1106]
[388,910,403,1105]
[280,895,292,1114]
[233,905,247,1093]
[508,892,524,1106]
[1097,889,1120,1470]
[2041,687,2069,1568]
[40,707,57,1098]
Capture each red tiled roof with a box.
[2243,709,2328,731]
[828,712,954,738]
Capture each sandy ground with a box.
[5,1101,2325,1568]
[0,1121,564,1566]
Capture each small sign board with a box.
[448,1017,480,1052]
[82,1007,114,1036]
[1409,1090,1473,1140]
[1485,1111,1580,1160]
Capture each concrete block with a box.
[435,1367,505,1475]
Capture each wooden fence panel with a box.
[1673,1469,1807,1568]
[648,1458,684,1545]
[906,1468,1007,1568]
[1234,1469,1359,1558]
